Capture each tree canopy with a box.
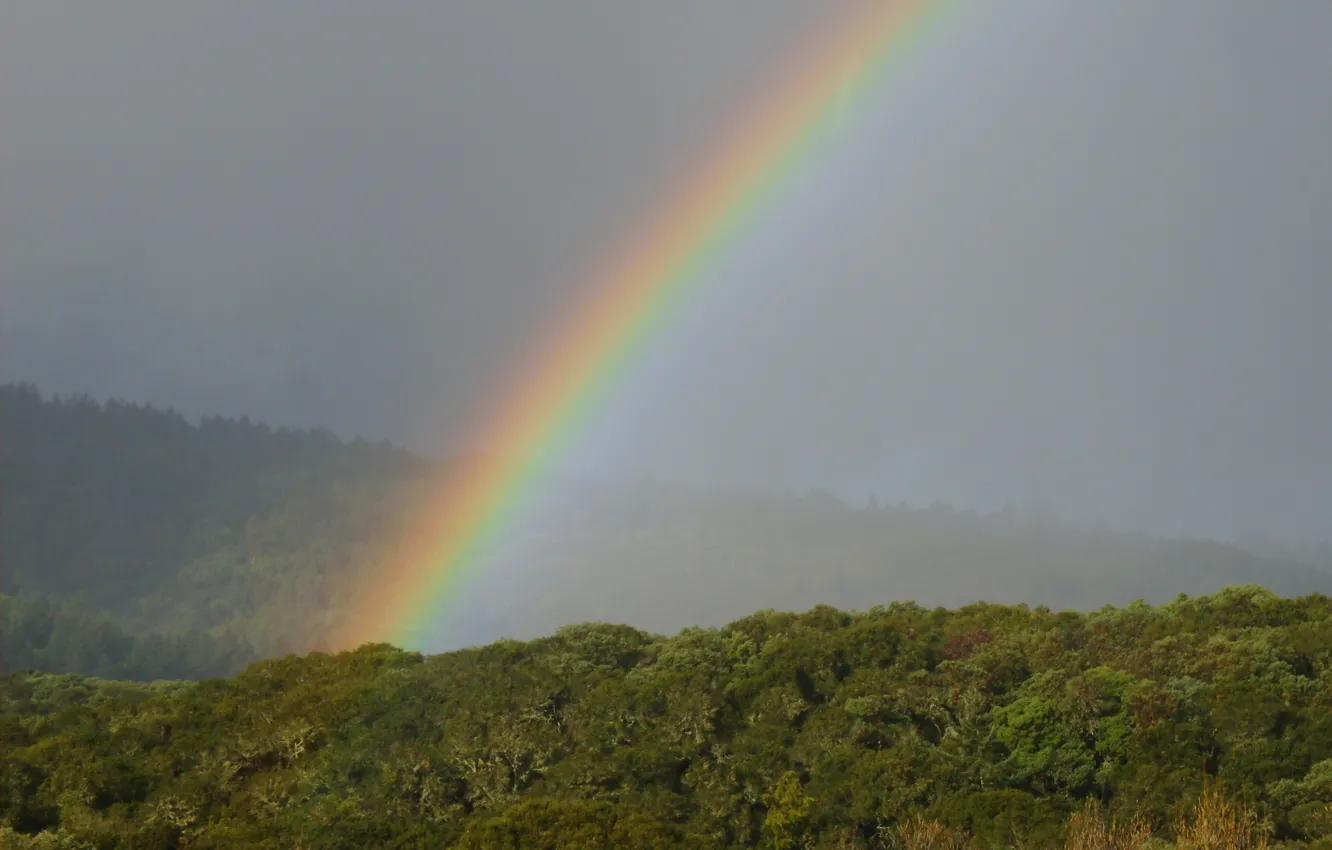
[5,589,1332,847]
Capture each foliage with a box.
[5,590,1332,846]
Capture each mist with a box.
[3,0,1331,545]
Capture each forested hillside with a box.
[4,587,1332,847]
[4,382,1332,681]
[0,382,431,674]
[1,381,420,609]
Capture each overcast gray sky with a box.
[3,1,1330,543]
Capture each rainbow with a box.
[339,0,954,650]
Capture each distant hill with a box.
[472,479,1332,642]
[3,381,1330,678]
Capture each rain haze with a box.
[4,0,1331,547]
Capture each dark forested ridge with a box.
[1,382,431,675]
[5,587,1332,847]
[3,381,1332,682]
[1,381,420,609]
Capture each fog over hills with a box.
[3,0,1331,545]
[4,384,1329,672]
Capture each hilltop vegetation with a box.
[4,587,1332,847]
[3,382,1332,680]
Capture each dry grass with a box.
[1172,785,1271,850]
[897,814,972,850]
[890,786,1274,850]
[1065,799,1154,850]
